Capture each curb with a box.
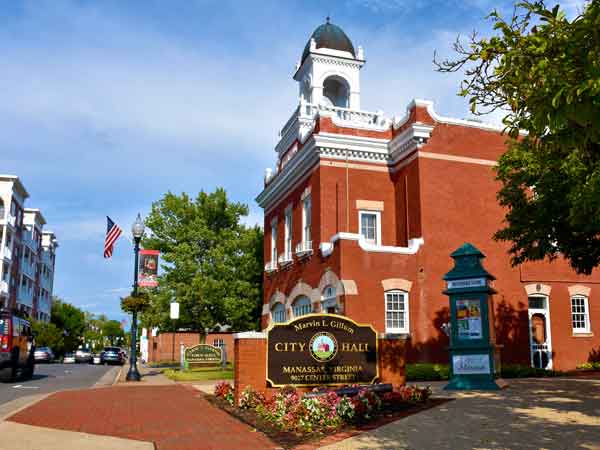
[114,366,123,385]
[2,365,123,421]
[0,393,52,421]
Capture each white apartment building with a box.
[39,231,58,322]
[0,175,57,322]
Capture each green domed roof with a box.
[301,20,355,63]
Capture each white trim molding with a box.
[393,99,507,133]
[233,331,266,340]
[320,232,424,257]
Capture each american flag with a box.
[104,216,123,258]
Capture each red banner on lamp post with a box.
[138,249,159,288]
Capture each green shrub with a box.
[406,363,450,381]
[577,361,600,370]
[407,363,567,380]
[499,364,562,378]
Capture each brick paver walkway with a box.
[8,385,278,450]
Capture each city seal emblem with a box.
[309,332,338,362]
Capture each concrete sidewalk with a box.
[116,363,174,385]
[0,421,153,450]
[319,378,600,450]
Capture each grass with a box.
[163,365,234,382]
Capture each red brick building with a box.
[256,20,600,371]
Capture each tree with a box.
[50,297,86,354]
[140,189,264,332]
[435,1,600,274]
[32,321,64,354]
[102,320,125,346]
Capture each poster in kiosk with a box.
[443,243,503,390]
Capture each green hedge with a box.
[406,363,563,381]
[406,363,450,381]
[577,362,600,370]
[499,364,562,378]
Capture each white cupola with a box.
[293,18,365,110]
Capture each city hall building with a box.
[256,20,600,371]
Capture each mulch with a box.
[205,394,452,450]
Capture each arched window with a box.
[292,295,312,317]
[321,285,337,313]
[271,303,286,323]
[322,76,349,108]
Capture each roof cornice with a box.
[0,174,29,199]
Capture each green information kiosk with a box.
[443,243,502,390]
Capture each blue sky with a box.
[0,0,586,322]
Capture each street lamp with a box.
[126,213,145,382]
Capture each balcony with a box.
[295,241,313,258]
[277,252,293,267]
[276,102,391,158]
[0,214,16,228]
[1,246,12,261]
[264,261,278,274]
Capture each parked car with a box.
[92,354,102,365]
[0,310,35,382]
[63,353,76,363]
[75,348,93,364]
[34,347,54,363]
[100,346,125,365]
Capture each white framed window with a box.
[213,338,225,349]
[284,208,292,258]
[321,285,337,313]
[271,303,286,323]
[302,195,311,244]
[292,295,312,318]
[270,220,277,263]
[571,296,590,333]
[385,290,409,333]
[359,211,381,245]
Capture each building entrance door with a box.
[528,296,553,369]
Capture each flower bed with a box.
[208,382,441,449]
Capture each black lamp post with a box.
[126,213,145,382]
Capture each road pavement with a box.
[0,363,118,406]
